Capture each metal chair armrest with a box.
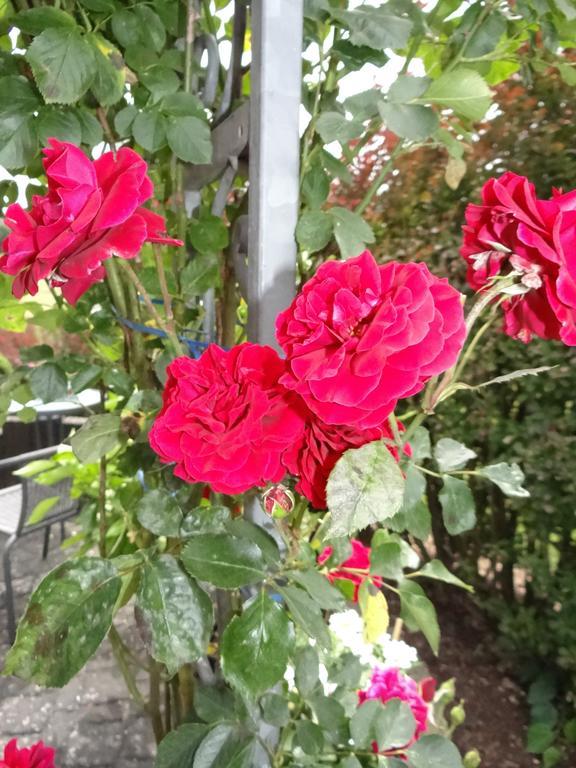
[0,445,64,472]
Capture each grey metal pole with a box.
[247,0,304,349]
[246,3,304,763]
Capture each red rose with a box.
[358,667,430,753]
[0,139,182,304]
[318,539,381,601]
[283,410,404,509]
[0,739,56,768]
[149,343,305,494]
[276,250,465,428]
[461,172,576,344]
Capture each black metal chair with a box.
[0,446,80,643]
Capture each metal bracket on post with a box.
[247,0,304,349]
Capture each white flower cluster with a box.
[328,609,418,670]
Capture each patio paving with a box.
[0,526,155,768]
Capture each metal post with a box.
[247,0,304,349]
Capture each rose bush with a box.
[318,538,382,601]
[276,251,466,428]
[462,171,576,345]
[0,139,181,304]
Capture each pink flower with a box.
[318,539,381,601]
[276,251,465,428]
[461,171,576,344]
[283,411,404,509]
[0,739,56,768]
[0,139,182,304]
[358,667,431,752]
[149,343,305,495]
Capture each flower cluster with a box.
[0,139,182,304]
[150,250,465,505]
[461,171,576,345]
[328,608,418,669]
[0,739,55,768]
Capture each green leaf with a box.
[4,557,120,687]
[134,6,166,53]
[326,439,405,537]
[410,426,432,461]
[302,161,330,209]
[75,108,104,146]
[140,66,180,101]
[137,555,212,676]
[295,645,319,697]
[193,725,255,768]
[181,533,267,589]
[20,344,54,363]
[526,723,556,753]
[111,9,141,48]
[161,93,206,117]
[277,585,331,649]
[309,692,347,733]
[181,253,221,296]
[399,580,440,654]
[421,69,492,121]
[331,8,413,50]
[478,462,530,498]
[378,102,439,141]
[388,75,431,103]
[27,496,59,525]
[166,115,212,163]
[133,110,167,153]
[294,721,324,755]
[37,108,82,145]
[0,76,39,169]
[70,412,122,464]
[329,206,375,259]
[221,591,294,699]
[344,89,382,121]
[296,210,334,253]
[180,506,231,537]
[413,559,473,592]
[29,362,68,403]
[137,489,185,537]
[351,699,416,751]
[225,518,280,566]
[316,111,363,143]
[261,692,290,727]
[190,214,229,253]
[407,734,463,768]
[88,33,125,107]
[370,540,403,580]
[26,28,97,104]
[434,438,477,472]
[194,685,236,724]
[402,464,426,510]
[463,11,506,58]
[439,475,476,535]
[14,7,77,35]
[115,105,138,137]
[286,568,346,611]
[155,724,209,768]
[358,580,390,642]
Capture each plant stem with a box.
[153,244,177,338]
[149,659,165,744]
[108,626,147,708]
[355,141,404,215]
[177,664,195,719]
[96,107,116,153]
[117,259,182,355]
[98,456,107,557]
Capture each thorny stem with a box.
[96,107,116,154]
[149,659,165,744]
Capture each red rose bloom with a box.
[149,343,305,494]
[0,139,182,304]
[461,171,576,344]
[276,251,465,428]
[283,411,403,509]
[358,667,430,753]
[0,739,56,768]
[318,539,381,601]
